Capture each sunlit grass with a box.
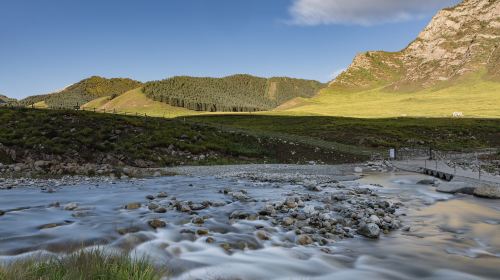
[0,250,163,280]
[278,74,500,118]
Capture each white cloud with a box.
[289,0,460,26]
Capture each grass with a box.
[278,74,500,118]
[0,107,365,168]
[0,250,162,280]
[187,115,500,151]
[82,88,199,118]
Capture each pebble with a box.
[296,234,313,245]
[148,219,166,229]
[63,202,79,211]
[125,203,141,210]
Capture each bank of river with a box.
[0,165,498,279]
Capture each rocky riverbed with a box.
[0,164,499,279]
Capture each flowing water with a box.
[0,170,498,279]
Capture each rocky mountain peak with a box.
[331,0,500,91]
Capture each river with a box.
[0,167,498,279]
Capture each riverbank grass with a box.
[0,250,162,280]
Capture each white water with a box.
[0,171,498,279]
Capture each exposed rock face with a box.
[332,0,500,91]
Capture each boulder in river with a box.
[125,202,141,210]
[64,202,79,211]
[417,179,436,185]
[0,210,4,216]
[296,234,313,245]
[358,223,381,238]
[473,184,500,199]
[436,182,476,195]
[148,219,166,229]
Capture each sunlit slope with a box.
[277,76,500,118]
[82,88,198,117]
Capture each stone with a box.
[64,202,79,211]
[473,184,500,199]
[436,182,476,195]
[354,167,363,173]
[417,179,436,185]
[196,228,209,235]
[0,210,5,216]
[180,205,191,212]
[369,215,381,225]
[206,237,215,243]
[192,216,205,224]
[148,203,159,210]
[154,207,167,213]
[157,192,168,198]
[358,223,381,238]
[282,217,295,226]
[296,234,313,245]
[125,203,141,210]
[148,219,166,229]
[255,230,270,240]
[146,195,155,200]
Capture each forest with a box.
[142,74,324,112]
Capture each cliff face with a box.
[331,0,500,91]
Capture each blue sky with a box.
[0,0,459,99]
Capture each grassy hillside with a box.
[20,76,142,109]
[0,108,364,168]
[82,87,198,118]
[0,94,16,105]
[188,114,500,151]
[143,74,324,112]
[278,73,500,118]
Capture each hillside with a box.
[20,76,142,109]
[0,94,16,105]
[82,87,198,118]
[279,0,500,118]
[143,74,324,112]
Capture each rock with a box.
[354,167,363,173]
[63,202,78,211]
[282,217,295,226]
[157,192,168,198]
[206,237,215,243]
[0,210,5,216]
[473,184,500,199]
[192,216,205,224]
[125,203,141,210]
[196,228,209,235]
[154,207,167,213]
[148,203,159,210]
[285,197,297,208]
[436,182,476,195]
[148,219,166,229]
[145,195,155,200]
[369,215,381,225]
[38,223,60,229]
[296,234,313,245]
[417,179,436,185]
[256,230,270,240]
[180,205,191,212]
[358,223,381,238]
[117,226,141,235]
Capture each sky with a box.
[0,0,460,99]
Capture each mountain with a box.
[278,0,500,118]
[143,74,325,112]
[332,0,500,92]
[20,76,142,109]
[0,94,16,105]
